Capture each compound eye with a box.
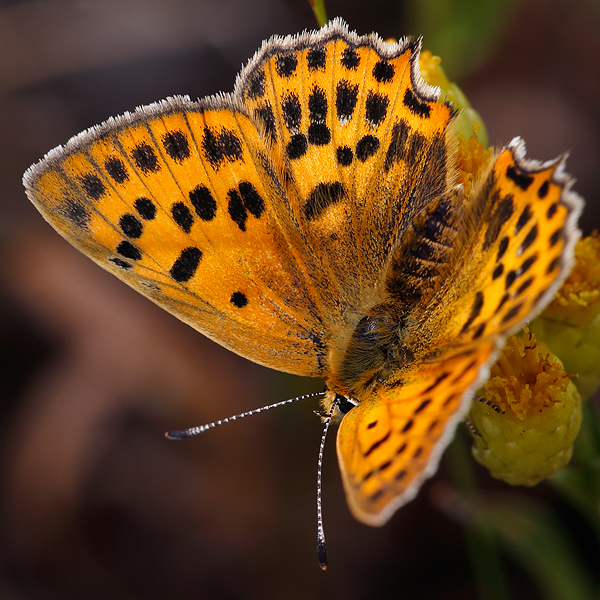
[335,393,358,414]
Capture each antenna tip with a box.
[317,541,328,570]
[165,430,189,440]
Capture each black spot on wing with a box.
[170,247,202,283]
[309,87,327,121]
[245,68,265,99]
[403,88,431,118]
[308,123,331,145]
[365,92,389,126]
[372,60,394,82]
[550,228,563,248]
[238,182,265,218]
[496,236,509,261]
[230,291,248,308]
[134,197,156,220]
[356,135,380,161]
[507,165,534,190]
[276,52,298,77]
[341,47,360,69]
[364,430,391,457]
[228,189,247,231]
[414,399,431,414]
[336,81,359,121]
[307,46,326,70]
[62,197,90,229]
[172,202,194,234]
[515,204,532,234]
[505,269,517,290]
[305,182,346,220]
[189,185,217,221]
[119,213,143,239]
[104,157,128,184]
[515,277,534,296]
[162,130,190,161]
[483,193,515,249]
[80,173,106,200]
[520,253,537,275]
[117,240,142,261]
[473,323,486,339]
[201,128,243,169]
[519,224,538,254]
[495,293,510,314]
[547,256,560,274]
[286,134,308,159]
[109,257,132,269]
[227,182,265,230]
[282,93,302,132]
[461,291,484,333]
[423,372,450,393]
[336,145,353,166]
[547,202,558,219]
[308,87,330,145]
[501,302,524,324]
[395,469,407,481]
[254,103,276,141]
[401,419,414,433]
[132,142,160,173]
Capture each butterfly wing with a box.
[24,98,329,376]
[238,21,455,346]
[24,21,454,378]
[337,347,494,525]
[336,140,583,525]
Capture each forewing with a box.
[24,98,328,376]
[238,20,455,330]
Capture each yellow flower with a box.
[530,233,600,399]
[542,231,600,326]
[469,330,582,486]
[418,50,492,198]
[454,128,493,200]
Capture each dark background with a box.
[0,0,599,598]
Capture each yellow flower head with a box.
[469,330,582,486]
[530,233,600,399]
[418,50,492,199]
[543,231,600,326]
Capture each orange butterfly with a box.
[24,20,583,535]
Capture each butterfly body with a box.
[24,19,583,526]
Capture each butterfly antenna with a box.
[165,391,325,439]
[316,398,337,571]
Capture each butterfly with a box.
[23,19,583,528]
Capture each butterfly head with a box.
[319,390,359,424]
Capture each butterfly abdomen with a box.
[386,191,465,306]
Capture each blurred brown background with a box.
[0,0,599,598]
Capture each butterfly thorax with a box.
[323,185,469,406]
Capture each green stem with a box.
[446,430,513,600]
[479,501,597,600]
[308,0,328,27]
[550,400,600,538]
